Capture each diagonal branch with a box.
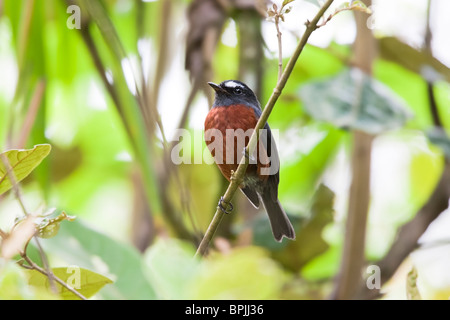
[195,0,336,257]
[20,252,87,300]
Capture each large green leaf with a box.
[374,59,430,130]
[41,219,157,300]
[143,238,199,299]
[190,247,287,299]
[25,267,113,300]
[0,144,51,195]
[299,68,412,134]
[278,124,344,210]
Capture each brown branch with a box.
[275,15,283,82]
[237,8,264,99]
[331,131,374,300]
[33,236,58,294]
[331,0,376,300]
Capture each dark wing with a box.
[252,108,280,202]
[240,186,260,208]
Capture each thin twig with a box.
[0,153,59,293]
[172,82,199,141]
[275,16,283,82]
[315,2,372,29]
[149,0,171,127]
[33,236,58,294]
[195,0,335,257]
[20,252,88,300]
[268,3,287,83]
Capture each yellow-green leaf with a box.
[282,0,296,8]
[0,144,52,195]
[406,267,421,300]
[25,267,113,300]
[36,211,77,239]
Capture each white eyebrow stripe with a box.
[223,81,244,89]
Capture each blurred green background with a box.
[0,0,449,300]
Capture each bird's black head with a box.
[208,80,260,109]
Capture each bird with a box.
[204,80,295,242]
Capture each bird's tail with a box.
[261,194,295,242]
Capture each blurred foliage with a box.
[24,266,112,300]
[300,68,411,134]
[0,0,449,300]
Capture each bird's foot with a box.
[217,196,233,214]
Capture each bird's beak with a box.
[208,82,227,94]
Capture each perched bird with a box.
[204,80,295,242]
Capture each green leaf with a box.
[335,1,370,14]
[35,211,76,239]
[143,238,199,299]
[406,267,421,300]
[350,1,371,13]
[337,2,350,10]
[374,60,430,129]
[41,219,157,299]
[278,125,344,209]
[409,138,444,212]
[0,144,52,195]
[25,267,113,300]
[299,68,412,134]
[301,243,341,280]
[282,0,296,8]
[191,247,287,299]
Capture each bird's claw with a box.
[218,196,233,214]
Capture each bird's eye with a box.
[234,87,243,95]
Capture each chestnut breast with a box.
[204,104,258,180]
